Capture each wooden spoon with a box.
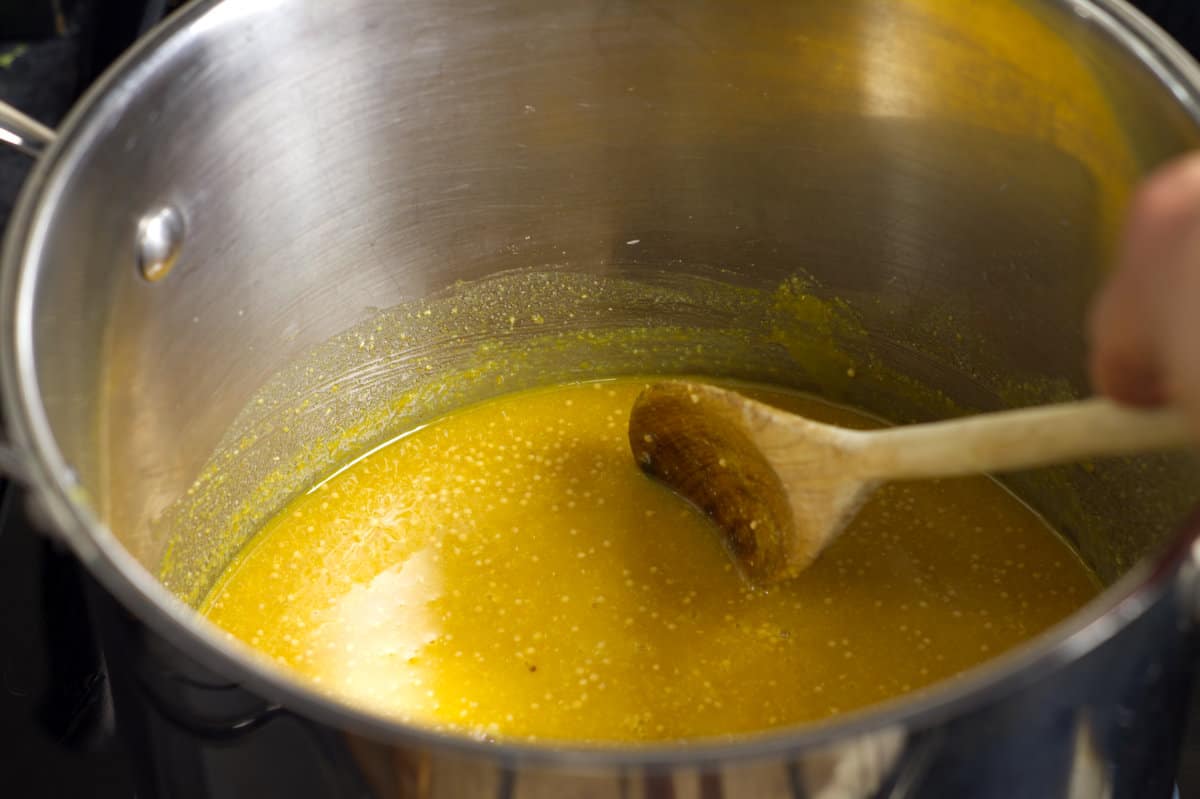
[628,382,1193,585]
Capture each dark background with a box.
[0,1,1198,797]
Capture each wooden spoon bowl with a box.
[629,382,1192,585]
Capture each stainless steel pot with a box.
[4,0,1200,796]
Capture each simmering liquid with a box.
[202,379,1098,741]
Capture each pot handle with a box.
[0,100,56,157]
[0,99,52,483]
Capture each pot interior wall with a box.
[16,0,1200,603]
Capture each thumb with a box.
[1089,153,1200,411]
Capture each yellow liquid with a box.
[202,379,1098,742]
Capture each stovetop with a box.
[1,1,1200,797]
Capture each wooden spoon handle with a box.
[848,398,1193,481]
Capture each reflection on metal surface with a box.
[1067,711,1113,799]
[136,205,184,282]
[339,730,906,798]
[805,728,907,799]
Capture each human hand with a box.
[1089,153,1200,430]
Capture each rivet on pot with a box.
[136,205,184,282]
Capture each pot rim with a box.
[3,0,1200,768]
